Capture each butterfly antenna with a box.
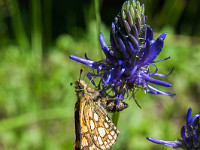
[87,77,95,88]
[79,68,84,83]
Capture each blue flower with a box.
[147,107,200,150]
[69,0,175,104]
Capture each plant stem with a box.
[112,112,120,127]
[110,112,120,150]
[94,0,103,59]
[7,0,30,54]
[31,0,42,65]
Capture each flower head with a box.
[69,0,175,104]
[147,107,200,150]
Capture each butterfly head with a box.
[74,80,86,91]
[74,80,100,100]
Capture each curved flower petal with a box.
[145,36,164,64]
[146,137,180,148]
[146,25,153,40]
[142,73,172,87]
[99,33,114,62]
[153,56,171,63]
[190,114,200,126]
[187,107,192,128]
[128,34,140,51]
[104,68,115,85]
[117,36,129,59]
[69,55,94,67]
[159,32,167,40]
[181,125,189,143]
[147,85,176,97]
[193,130,198,146]
[150,67,174,77]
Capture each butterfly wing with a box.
[79,97,101,150]
[73,101,81,150]
[84,99,119,150]
[105,100,128,113]
[73,80,119,150]
[98,97,128,113]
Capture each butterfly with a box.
[73,80,128,150]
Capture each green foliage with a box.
[0,0,200,150]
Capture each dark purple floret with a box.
[147,107,200,150]
[69,0,175,104]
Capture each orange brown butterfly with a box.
[73,79,128,150]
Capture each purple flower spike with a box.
[147,107,200,149]
[69,0,175,104]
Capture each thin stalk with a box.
[7,0,30,54]
[94,0,103,59]
[31,0,42,65]
[110,112,120,150]
[94,0,101,35]
[112,112,120,127]
[43,0,52,48]
[30,0,45,149]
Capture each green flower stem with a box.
[31,0,42,64]
[110,112,120,150]
[94,0,103,59]
[112,112,120,127]
[7,0,30,54]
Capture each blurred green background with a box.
[0,0,200,150]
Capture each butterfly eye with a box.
[79,84,84,89]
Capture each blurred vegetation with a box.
[0,0,200,150]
